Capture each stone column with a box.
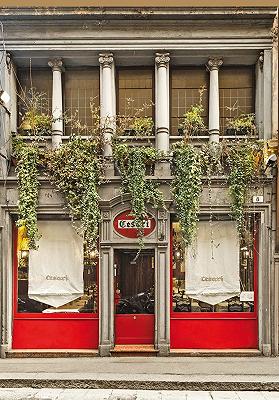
[155,53,170,153]
[207,58,223,143]
[48,58,64,149]
[99,210,114,356]
[155,210,170,356]
[99,53,115,177]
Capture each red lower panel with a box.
[170,318,258,349]
[115,314,154,344]
[13,319,99,349]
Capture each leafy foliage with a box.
[45,136,101,250]
[226,113,257,136]
[14,139,40,249]
[226,141,262,235]
[172,143,203,245]
[113,143,164,246]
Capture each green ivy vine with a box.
[45,136,101,251]
[172,143,203,246]
[14,139,40,249]
[226,141,262,236]
[113,143,165,247]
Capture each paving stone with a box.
[261,393,279,400]
[237,391,266,400]
[186,392,213,400]
[211,392,240,400]
[0,388,39,399]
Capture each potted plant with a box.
[18,88,53,136]
[225,113,257,136]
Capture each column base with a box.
[156,342,170,357]
[209,130,220,144]
[51,131,63,149]
[0,344,8,359]
[262,343,271,356]
[99,343,112,357]
[154,161,171,178]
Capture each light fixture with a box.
[0,90,10,105]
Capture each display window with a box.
[171,215,257,313]
[16,220,98,314]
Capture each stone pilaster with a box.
[207,58,223,143]
[48,58,64,149]
[99,53,115,175]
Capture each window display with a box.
[17,221,98,314]
[172,215,257,313]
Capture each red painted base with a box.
[170,317,258,349]
[13,318,99,349]
[115,314,154,344]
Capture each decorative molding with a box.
[5,53,11,74]
[258,51,264,70]
[206,57,223,71]
[48,58,64,72]
[155,52,170,68]
[99,53,114,68]
[102,210,111,220]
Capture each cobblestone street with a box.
[0,389,279,400]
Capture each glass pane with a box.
[114,249,155,314]
[172,216,257,313]
[17,223,98,314]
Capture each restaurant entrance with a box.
[114,249,155,345]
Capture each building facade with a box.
[0,7,278,357]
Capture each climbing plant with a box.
[113,143,165,247]
[45,136,101,251]
[14,139,40,249]
[172,143,203,246]
[226,140,263,236]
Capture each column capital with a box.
[99,53,114,68]
[48,58,64,72]
[207,58,223,71]
[155,53,170,68]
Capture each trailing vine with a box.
[226,141,262,236]
[14,139,40,249]
[45,136,101,251]
[172,143,203,246]
[113,143,165,247]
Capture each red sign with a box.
[113,210,156,239]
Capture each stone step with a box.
[6,349,99,358]
[111,344,159,357]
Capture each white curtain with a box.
[28,221,84,307]
[185,220,240,305]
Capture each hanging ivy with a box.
[45,136,101,251]
[113,143,165,247]
[172,143,203,246]
[14,139,40,249]
[226,141,262,236]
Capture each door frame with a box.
[113,248,155,345]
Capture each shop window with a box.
[170,68,209,135]
[17,220,98,314]
[64,69,100,135]
[17,68,52,128]
[172,215,257,313]
[117,68,154,133]
[219,67,255,135]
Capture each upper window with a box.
[219,67,255,135]
[117,68,154,132]
[170,68,209,135]
[64,68,100,135]
[17,68,52,129]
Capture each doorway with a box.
[114,249,155,345]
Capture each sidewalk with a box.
[1,357,279,391]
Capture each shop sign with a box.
[113,210,156,238]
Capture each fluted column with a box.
[48,58,64,149]
[207,58,223,143]
[155,53,170,153]
[99,53,115,160]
